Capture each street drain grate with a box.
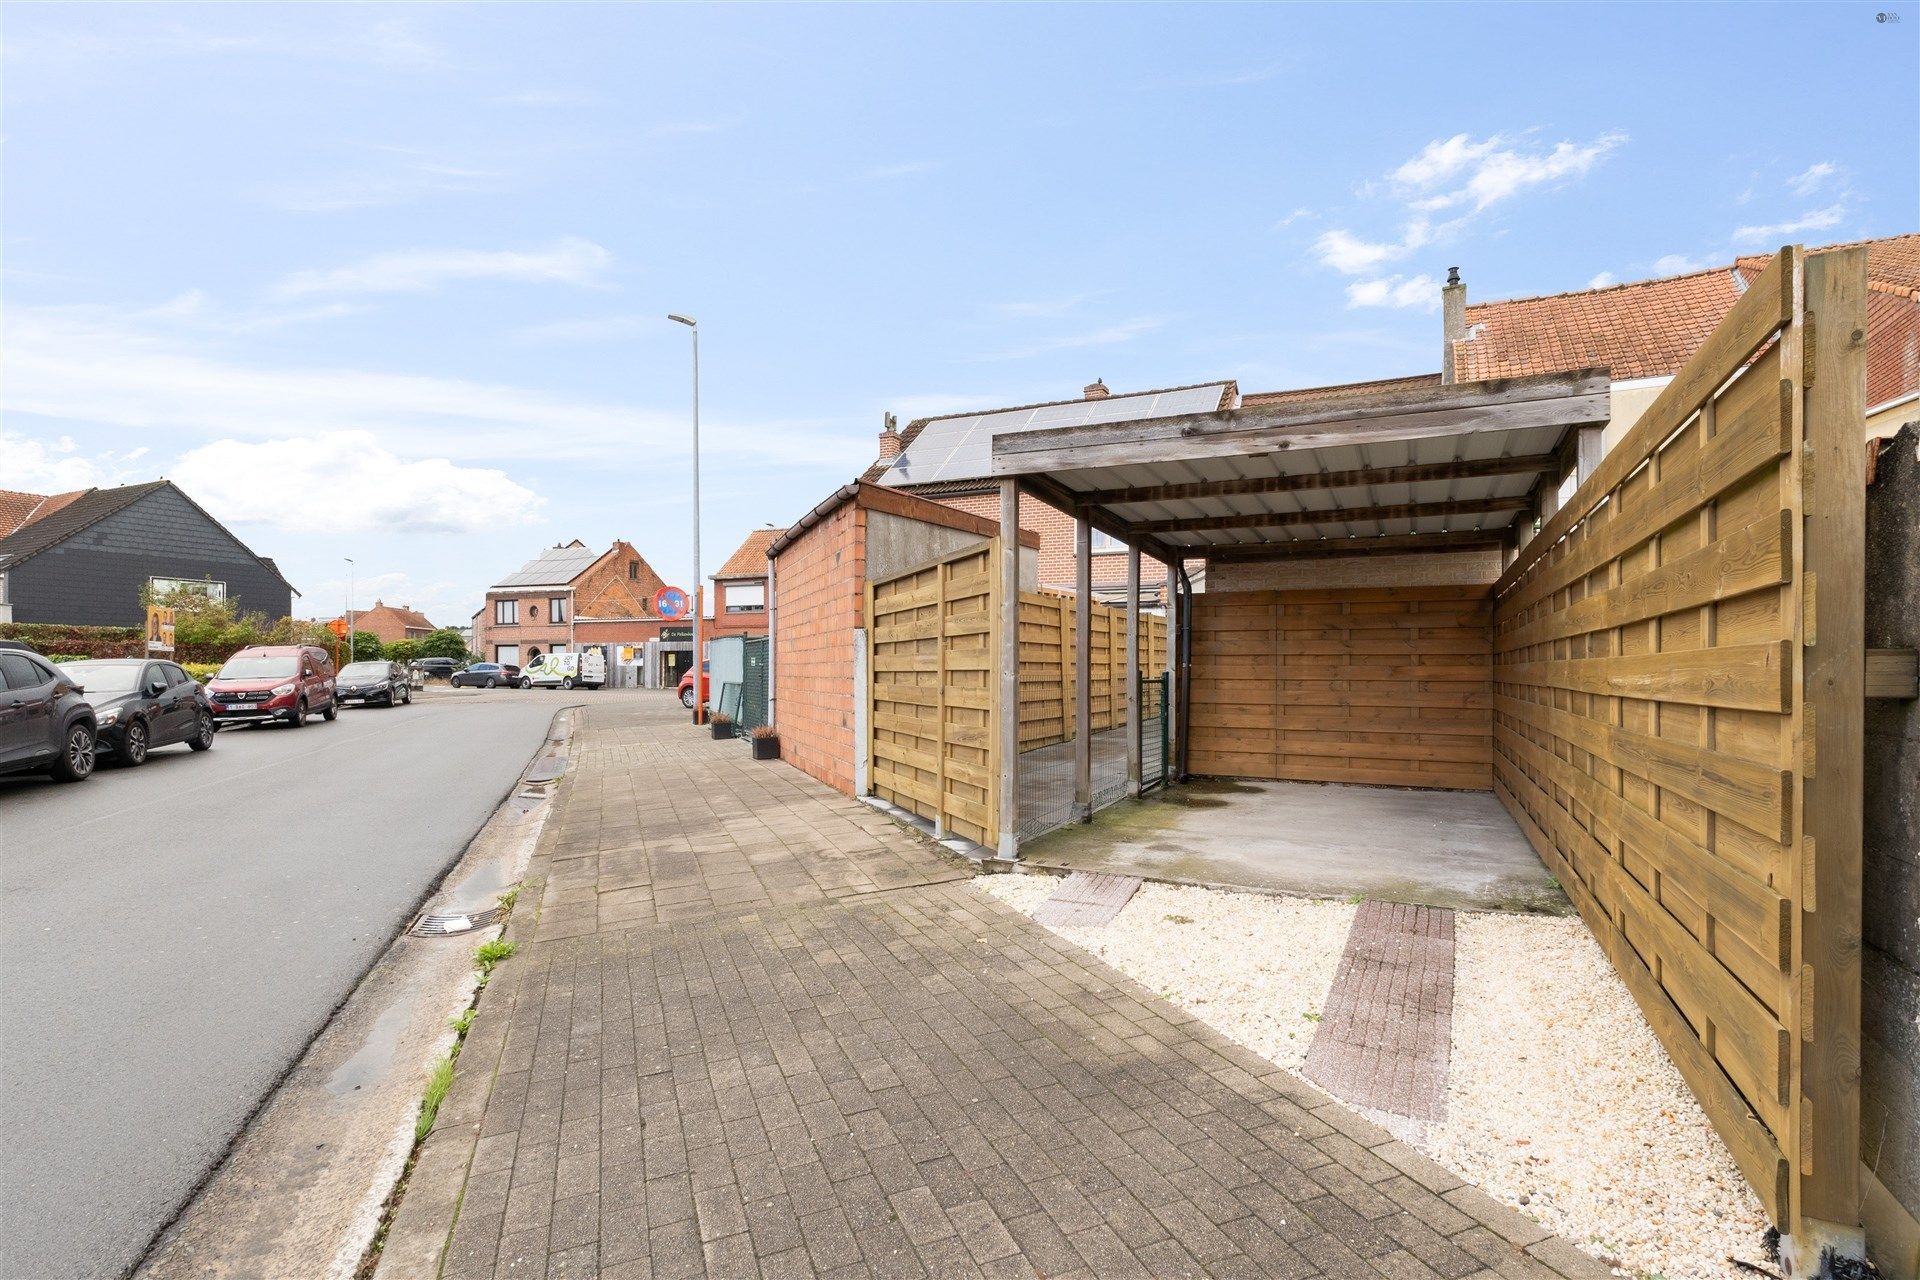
[409,906,503,937]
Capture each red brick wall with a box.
[934,491,1167,590]
[771,501,864,794]
[704,578,769,637]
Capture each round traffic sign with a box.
[653,585,691,619]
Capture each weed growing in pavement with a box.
[474,938,517,983]
[496,881,528,917]
[414,1055,456,1141]
[450,1008,475,1036]
[1301,1010,1322,1022]
[1345,893,1363,905]
[1165,914,1194,925]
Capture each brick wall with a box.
[705,577,769,637]
[475,540,667,660]
[771,500,864,794]
[933,491,1166,590]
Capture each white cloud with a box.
[276,237,612,297]
[1787,162,1838,197]
[1732,203,1846,247]
[170,432,542,534]
[0,428,150,492]
[1586,272,1617,289]
[1394,130,1627,213]
[1344,274,1441,311]
[1273,208,1314,230]
[1314,223,1433,275]
[1652,253,1706,275]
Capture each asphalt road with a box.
[0,687,570,1280]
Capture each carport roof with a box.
[988,368,1610,565]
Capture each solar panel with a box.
[879,384,1230,487]
[493,544,600,588]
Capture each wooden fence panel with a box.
[1015,590,1167,751]
[1490,245,1865,1244]
[868,542,1000,846]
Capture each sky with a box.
[4,2,1914,627]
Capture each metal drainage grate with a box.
[409,906,503,937]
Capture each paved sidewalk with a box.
[378,693,1607,1280]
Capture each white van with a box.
[524,649,606,690]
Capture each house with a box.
[862,381,1239,607]
[0,480,296,626]
[332,599,436,647]
[473,539,672,667]
[705,527,783,638]
[1445,231,1920,444]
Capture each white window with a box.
[494,598,518,625]
[549,596,568,623]
[495,644,520,666]
[151,575,227,600]
[1091,530,1125,554]
[725,583,766,613]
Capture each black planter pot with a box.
[751,735,780,761]
[711,721,735,739]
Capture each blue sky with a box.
[4,2,1913,625]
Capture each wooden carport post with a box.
[1125,545,1141,796]
[1073,513,1093,820]
[995,478,1022,860]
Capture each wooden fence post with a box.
[996,481,1021,859]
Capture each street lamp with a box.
[344,557,355,664]
[669,313,701,722]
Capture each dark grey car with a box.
[0,642,98,782]
[61,659,216,766]
[336,660,413,708]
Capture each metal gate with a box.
[738,635,769,732]
[1140,670,1168,792]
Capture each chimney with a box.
[1083,378,1110,400]
[877,411,902,461]
[1441,267,1466,385]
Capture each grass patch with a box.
[414,1054,457,1142]
[449,1008,475,1036]
[496,881,529,917]
[475,938,518,983]
[1164,914,1194,925]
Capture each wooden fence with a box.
[868,542,1000,846]
[1490,245,1865,1241]
[1016,591,1168,751]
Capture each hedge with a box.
[0,622,276,665]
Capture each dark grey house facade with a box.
[0,481,296,627]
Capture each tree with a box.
[386,638,425,663]
[418,629,469,660]
[347,631,384,662]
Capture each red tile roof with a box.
[1453,233,1919,410]
[1242,372,1443,406]
[0,488,86,538]
[713,527,784,579]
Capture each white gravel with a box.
[975,872,1773,1280]
[971,874,1354,1071]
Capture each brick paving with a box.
[377,693,1605,1280]
[1304,902,1455,1128]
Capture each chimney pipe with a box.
[1441,268,1467,384]
[1083,379,1110,401]
[877,411,902,461]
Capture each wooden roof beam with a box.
[1128,495,1529,536]
[990,369,1610,476]
[1079,453,1558,507]
[1203,530,1507,562]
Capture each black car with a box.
[336,660,413,708]
[61,658,216,765]
[410,657,459,681]
[0,641,98,782]
[451,662,526,690]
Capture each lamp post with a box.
[344,557,355,664]
[668,313,701,722]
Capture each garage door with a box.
[1188,585,1492,790]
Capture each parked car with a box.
[451,662,527,690]
[59,658,215,765]
[336,660,413,708]
[525,650,605,690]
[207,644,337,728]
[410,657,459,681]
[0,641,97,782]
[676,665,709,710]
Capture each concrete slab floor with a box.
[1020,776,1572,913]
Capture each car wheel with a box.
[289,700,307,728]
[486,677,498,689]
[680,686,695,708]
[401,687,412,705]
[51,722,97,782]
[120,718,150,767]
[322,700,337,722]
[519,677,531,690]
[561,676,574,691]
[189,710,215,751]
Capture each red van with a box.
[207,645,338,728]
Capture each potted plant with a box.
[749,724,780,760]
[710,713,735,740]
